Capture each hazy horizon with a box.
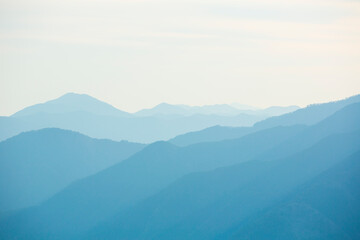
[2,91,359,116]
[1,0,360,115]
[1,1,360,239]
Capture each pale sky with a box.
[1,0,360,115]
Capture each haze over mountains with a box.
[12,93,130,118]
[0,94,360,240]
[135,102,299,117]
[1,0,359,238]
[0,93,298,143]
[0,129,145,211]
[170,94,360,146]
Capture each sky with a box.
[1,0,360,115]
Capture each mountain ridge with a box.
[2,100,360,239]
[0,128,145,211]
[12,93,130,118]
[170,94,360,146]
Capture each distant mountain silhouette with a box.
[0,128,145,211]
[135,103,192,117]
[0,93,275,143]
[169,125,257,147]
[0,111,267,143]
[1,93,301,143]
[12,93,129,117]
[135,103,299,117]
[230,103,259,110]
[170,95,360,146]
[255,94,360,129]
[258,105,300,116]
[253,102,360,162]
[2,100,360,239]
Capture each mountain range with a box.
[0,95,359,239]
[0,94,360,240]
[134,102,299,117]
[0,128,145,211]
[170,94,360,146]
[0,93,299,143]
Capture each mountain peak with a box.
[12,93,129,118]
[59,92,92,99]
[54,92,106,105]
[135,103,186,116]
[153,103,181,109]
